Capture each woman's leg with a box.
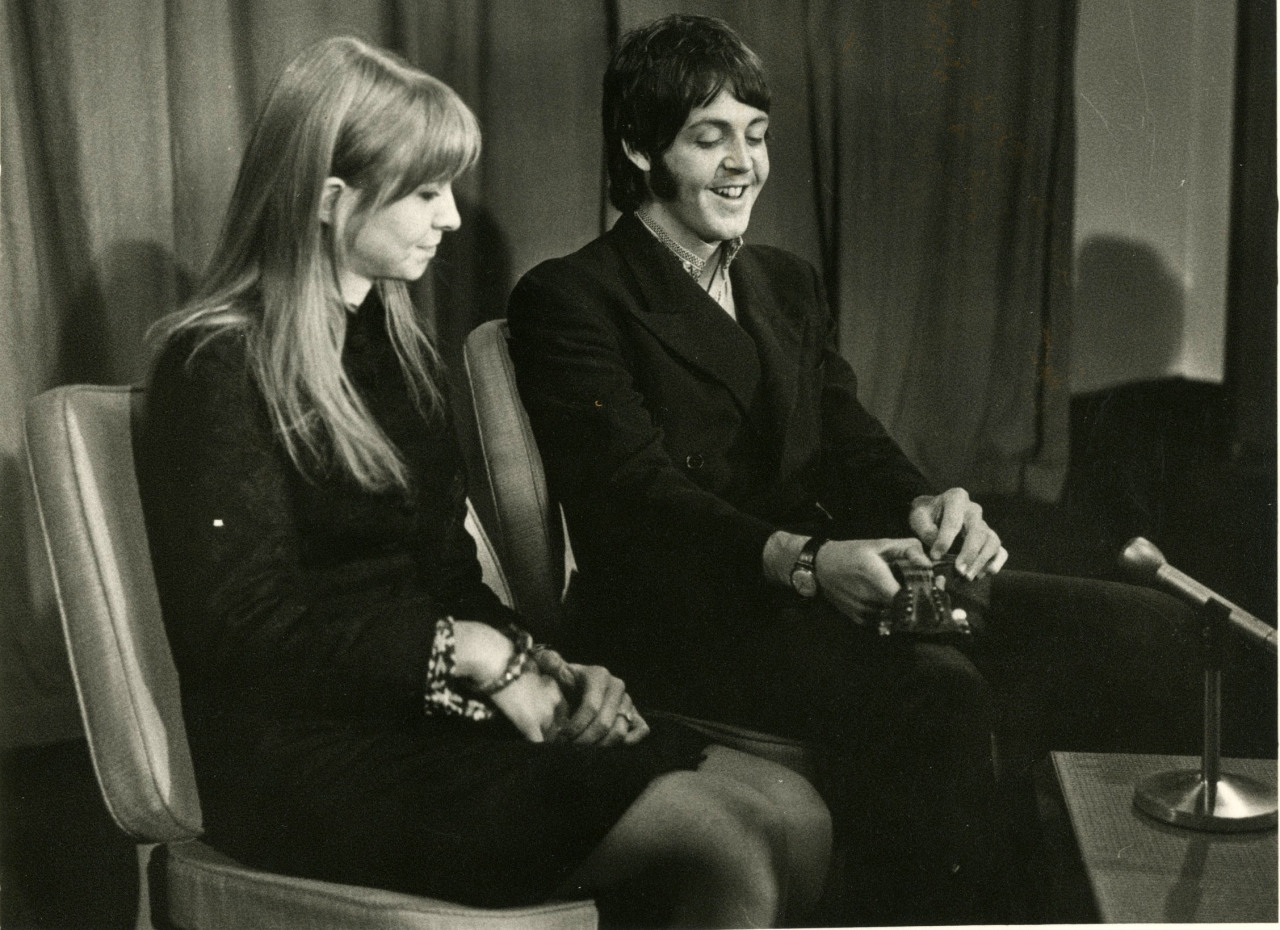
[556,745,830,928]
[696,744,833,920]
[618,602,1009,926]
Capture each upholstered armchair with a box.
[25,384,598,929]
[461,319,819,777]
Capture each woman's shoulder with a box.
[152,322,248,384]
[146,321,259,423]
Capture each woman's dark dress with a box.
[135,292,708,908]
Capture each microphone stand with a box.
[1132,598,1277,832]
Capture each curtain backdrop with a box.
[1,0,1075,747]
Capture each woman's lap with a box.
[193,712,711,908]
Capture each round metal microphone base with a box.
[1134,769,1277,833]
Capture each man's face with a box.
[630,88,770,253]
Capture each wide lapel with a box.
[611,214,761,416]
[732,248,809,464]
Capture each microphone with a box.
[1120,537,1277,655]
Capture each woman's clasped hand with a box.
[454,620,647,745]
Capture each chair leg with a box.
[145,845,175,930]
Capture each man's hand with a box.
[813,537,933,623]
[532,648,649,746]
[908,488,1007,579]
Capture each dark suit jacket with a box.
[508,213,933,664]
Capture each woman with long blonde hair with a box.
[137,36,830,926]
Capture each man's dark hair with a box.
[603,14,771,213]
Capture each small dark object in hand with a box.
[878,557,973,637]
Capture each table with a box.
[1052,751,1278,923]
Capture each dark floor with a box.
[2,378,1275,928]
[1,739,139,929]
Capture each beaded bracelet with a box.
[474,625,535,696]
[424,616,494,721]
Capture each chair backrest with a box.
[460,325,818,779]
[465,499,515,608]
[463,319,569,632]
[25,384,520,846]
[26,385,517,845]
[25,385,203,843]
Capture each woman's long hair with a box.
[154,36,480,492]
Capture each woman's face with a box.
[338,182,461,304]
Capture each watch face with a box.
[791,567,818,598]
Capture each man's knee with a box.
[904,643,995,718]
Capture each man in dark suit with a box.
[508,13,1199,924]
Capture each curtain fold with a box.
[0,0,1074,747]
[808,0,1075,498]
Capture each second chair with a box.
[462,318,818,777]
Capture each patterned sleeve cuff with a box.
[424,616,495,721]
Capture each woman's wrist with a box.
[451,620,516,685]
[452,621,536,696]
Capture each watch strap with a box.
[796,535,827,572]
[790,535,827,596]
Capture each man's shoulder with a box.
[738,242,818,283]
[734,243,823,311]
[517,225,815,287]
[517,227,627,290]
[509,224,822,322]
[508,226,637,327]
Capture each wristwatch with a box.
[789,536,827,598]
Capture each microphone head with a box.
[1119,536,1167,580]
